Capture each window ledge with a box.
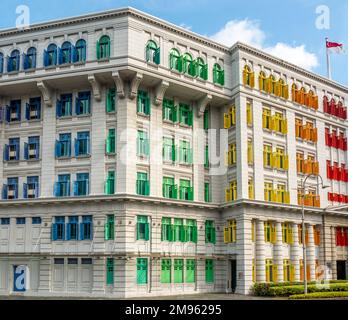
[57,116,73,120]
[73,61,86,66]
[76,114,91,118]
[7,71,20,75]
[170,69,183,76]
[179,123,192,129]
[27,119,42,123]
[97,58,110,63]
[26,158,41,163]
[75,154,91,159]
[56,156,72,160]
[163,119,175,125]
[24,68,36,73]
[196,77,207,84]
[106,152,117,156]
[44,65,57,70]
[213,83,224,89]
[163,160,175,165]
[58,63,73,68]
[179,162,192,167]
[137,112,150,118]
[146,61,159,68]
[5,121,21,125]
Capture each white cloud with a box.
[210,19,319,71]
[179,23,192,31]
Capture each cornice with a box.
[232,42,348,94]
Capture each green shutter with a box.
[211,227,216,244]
[106,258,114,285]
[145,96,151,115]
[186,260,195,283]
[204,183,210,203]
[154,47,160,64]
[180,225,186,242]
[106,88,116,112]
[204,110,209,130]
[137,258,148,284]
[161,259,171,283]
[96,40,100,60]
[177,56,183,72]
[174,259,183,283]
[144,222,150,240]
[205,259,214,283]
[192,225,197,243]
[203,64,208,80]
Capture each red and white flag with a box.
[326,40,345,54]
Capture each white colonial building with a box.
[0,7,347,298]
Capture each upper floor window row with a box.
[0,35,111,74]
[0,98,41,123]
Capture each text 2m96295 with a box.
[169,304,222,315]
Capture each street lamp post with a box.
[301,174,329,295]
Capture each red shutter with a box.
[327,160,332,179]
[343,138,347,151]
[338,102,343,118]
[345,229,348,246]
[332,132,338,148]
[338,194,344,203]
[336,228,342,246]
[333,162,339,180]
[328,192,333,201]
[325,128,331,146]
[323,96,329,113]
[345,195,348,204]
[343,107,347,120]
[329,99,335,115]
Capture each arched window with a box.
[213,63,224,85]
[278,79,289,99]
[24,47,36,70]
[146,40,159,64]
[299,87,306,105]
[243,65,254,87]
[269,75,277,95]
[259,71,267,91]
[183,53,195,76]
[8,49,20,72]
[60,41,72,64]
[0,53,4,74]
[44,44,57,67]
[97,35,110,60]
[75,39,86,63]
[169,48,181,72]
[197,57,207,80]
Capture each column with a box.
[252,100,264,201]
[330,226,337,280]
[90,89,107,195]
[41,101,56,197]
[274,221,283,282]
[286,110,297,204]
[255,219,266,282]
[307,224,316,281]
[290,223,300,282]
[236,217,253,294]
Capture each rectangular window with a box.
[248,179,254,200]
[246,101,253,126]
[55,174,71,197]
[26,97,41,120]
[24,136,40,160]
[105,171,115,195]
[163,99,176,122]
[106,129,116,154]
[32,217,41,225]
[4,138,20,161]
[1,218,10,225]
[136,258,148,284]
[174,218,185,242]
[137,130,149,157]
[75,91,91,115]
[228,143,236,166]
[163,177,177,199]
[16,218,26,225]
[106,88,116,113]
[104,215,115,240]
[106,258,114,285]
[81,258,92,265]
[186,219,197,243]
[186,260,196,283]
[161,217,173,242]
[80,215,92,240]
[174,259,184,283]
[248,140,253,165]
[57,94,72,117]
[136,172,150,196]
[136,215,150,241]
[163,137,175,162]
[56,133,71,158]
[179,140,192,164]
[179,179,193,201]
[205,220,216,244]
[283,259,290,282]
[224,220,237,243]
[67,216,79,240]
[54,258,64,265]
[24,176,39,199]
[204,145,209,168]
[262,108,272,130]
[204,182,211,203]
[179,103,193,126]
[266,259,277,283]
[137,90,150,115]
[3,177,19,200]
[67,258,78,265]
[52,216,65,241]
[75,132,90,156]
[7,100,21,122]
[161,259,171,283]
[264,182,274,202]
[263,144,273,167]
[74,173,89,196]
[264,222,276,243]
[205,260,214,283]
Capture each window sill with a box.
[7,71,20,75]
[76,113,91,118]
[97,57,110,63]
[179,162,193,167]
[170,69,183,76]
[75,154,91,159]
[146,61,159,68]
[137,112,150,118]
[44,65,57,70]
[73,61,86,66]
[5,120,21,125]
[163,119,175,125]
[178,123,192,129]
[27,119,42,123]
[56,156,72,160]
[106,152,117,156]
[163,160,175,165]
[24,68,36,74]
[58,63,73,68]
[26,158,41,162]
[213,83,224,89]
[57,116,73,120]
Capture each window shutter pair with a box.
[106,89,116,112]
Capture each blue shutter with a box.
[7,56,11,72]
[17,103,21,121]
[67,140,71,157]
[15,142,20,161]
[23,183,28,199]
[74,138,78,157]
[55,141,60,158]
[80,223,84,240]
[52,223,58,241]
[23,53,28,70]
[24,142,28,160]
[86,137,90,155]
[2,184,8,199]
[58,48,63,65]
[73,181,78,196]
[54,182,59,197]
[56,100,62,117]
[71,45,77,62]
[44,50,48,67]
[6,106,10,123]
[75,97,79,115]
[3,145,9,161]
[32,52,37,69]
[37,103,41,120]
[25,103,30,120]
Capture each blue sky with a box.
[1,0,348,85]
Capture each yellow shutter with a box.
[288,226,293,244]
[246,103,253,125]
[290,265,295,282]
[275,81,281,96]
[282,119,288,134]
[284,191,290,204]
[225,188,231,202]
[271,190,278,203]
[284,155,289,170]
[266,78,272,93]
[269,116,275,131]
[243,69,248,85]
[224,227,230,243]
[248,141,253,165]
[224,113,231,129]
[272,115,279,132]
[272,152,278,169]
[250,72,255,88]
[283,85,289,99]
[271,224,277,243]
[230,106,236,126]
[258,75,263,91]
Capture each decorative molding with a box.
[112,71,125,99]
[129,72,143,100]
[37,81,53,107]
[154,80,169,106]
[197,93,212,117]
[88,74,102,101]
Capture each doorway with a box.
[337,261,347,280]
[230,260,237,293]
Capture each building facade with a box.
[0,7,347,298]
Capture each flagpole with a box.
[326,37,332,80]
